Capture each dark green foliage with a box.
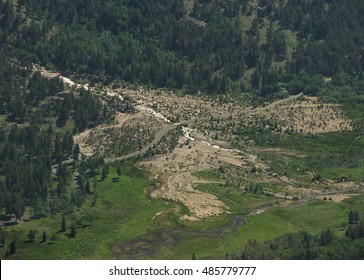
[319,229,333,246]
[0,123,54,216]
[73,144,80,161]
[85,179,91,195]
[0,228,6,247]
[101,165,109,181]
[280,0,364,77]
[74,90,106,131]
[61,216,66,232]
[349,210,360,225]
[70,224,76,238]
[28,72,63,104]
[349,210,355,225]
[27,230,36,242]
[0,0,273,94]
[9,241,16,255]
[237,228,364,260]
[0,53,94,218]
[42,230,47,243]
[56,163,69,194]
[1,0,363,96]
[354,211,360,224]
[345,219,364,241]
[116,164,122,176]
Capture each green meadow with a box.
[2,162,364,260]
[151,193,364,260]
[0,165,170,259]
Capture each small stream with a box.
[111,215,245,259]
[111,183,364,259]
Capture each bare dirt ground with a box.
[74,112,166,157]
[125,87,241,122]
[74,112,135,156]
[316,194,359,202]
[139,135,263,220]
[248,96,352,134]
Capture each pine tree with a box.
[73,144,80,160]
[305,247,312,260]
[42,230,47,243]
[116,164,122,176]
[345,226,357,240]
[86,179,91,194]
[349,210,354,224]
[61,216,66,232]
[353,211,359,224]
[27,230,36,242]
[101,167,108,181]
[358,222,364,238]
[0,228,6,246]
[70,224,76,238]
[10,241,16,255]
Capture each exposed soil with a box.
[74,112,135,156]
[74,112,166,157]
[316,194,359,202]
[248,96,352,134]
[139,133,265,220]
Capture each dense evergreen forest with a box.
[1,0,364,260]
[1,0,363,94]
[0,52,112,220]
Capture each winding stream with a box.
[111,184,364,259]
[111,215,245,259]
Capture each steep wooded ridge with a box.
[1,0,363,94]
[1,0,364,260]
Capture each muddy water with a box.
[111,215,244,259]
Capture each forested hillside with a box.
[0,51,113,221]
[1,0,363,94]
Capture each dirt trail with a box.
[38,65,302,163]
[74,112,137,156]
[258,93,303,111]
[104,93,304,162]
[104,123,179,162]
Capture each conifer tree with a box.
[42,230,47,243]
[61,216,66,232]
[70,224,76,238]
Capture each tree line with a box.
[233,211,364,260]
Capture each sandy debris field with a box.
[139,134,261,220]
[248,96,352,134]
